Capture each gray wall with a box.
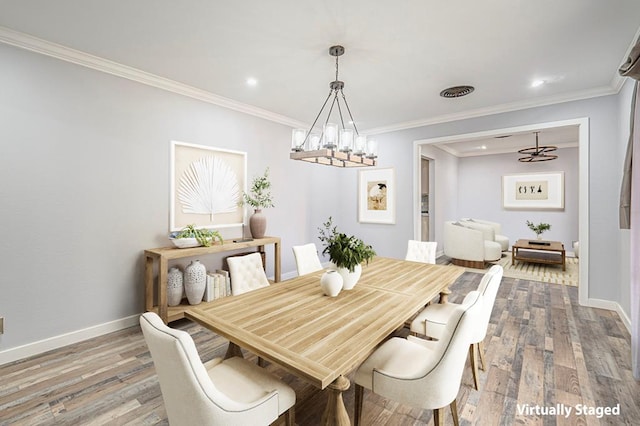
[0,40,631,358]
[457,147,579,249]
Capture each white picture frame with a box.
[502,171,564,210]
[170,141,247,231]
[358,167,396,224]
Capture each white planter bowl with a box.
[169,237,202,249]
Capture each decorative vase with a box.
[320,270,343,297]
[249,208,267,238]
[184,260,206,305]
[336,263,362,290]
[167,267,184,306]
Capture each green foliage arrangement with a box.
[242,168,274,209]
[526,220,551,237]
[175,224,223,247]
[318,217,376,273]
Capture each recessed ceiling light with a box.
[531,79,545,88]
[246,77,258,87]
[480,145,487,150]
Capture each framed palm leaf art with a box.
[170,141,247,231]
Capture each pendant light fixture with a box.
[517,131,558,162]
[290,45,376,167]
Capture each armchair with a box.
[460,218,509,251]
[443,221,502,269]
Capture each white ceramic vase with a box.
[167,267,184,306]
[184,260,206,305]
[320,270,343,297]
[336,263,362,290]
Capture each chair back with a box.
[405,240,437,264]
[140,312,248,425]
[472,264,503,343]
[373,293,482,409]
[228,252,270,295]
[292,243,323,275]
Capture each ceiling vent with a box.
[440,85,475,98]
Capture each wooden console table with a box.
[512,239,565,271]
[144,236,281,323]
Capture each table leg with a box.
[439,287,451,304]
[321,375,351,425]
[224,342,244,359]
[512,246,516,266]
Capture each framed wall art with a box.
[502,171,564,210]
[358,167,396,224]
[170,141,247,231]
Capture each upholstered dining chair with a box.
[292,243,323,275]
[409,264,504,390]
[354,294,482,426]
[405,240,438,264]
[140,312,296,426]
[228,252,270,296]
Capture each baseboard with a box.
[0,314,140,367]
[585,298,631,333]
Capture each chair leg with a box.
[433,408,444,426]
[283,406,295,426]
[354,384,364,426]
[469,344,480,390]
[478,340,487,371]
[450,399,459,426]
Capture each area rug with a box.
[442,252,579,286]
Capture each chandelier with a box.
[517,131,557,162]
[289,45,377,167]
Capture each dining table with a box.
[186,256,465,425]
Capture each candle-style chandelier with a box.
[289,45,377,167]
[517,131,558,162]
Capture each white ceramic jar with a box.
[320,270,343,297]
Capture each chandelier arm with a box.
[302,90,334,146]
[323,91,340,130]
[340,89,360,136]
[336,95,346,129]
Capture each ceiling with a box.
[1,1,639,154]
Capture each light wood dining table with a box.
[186,256,464,425]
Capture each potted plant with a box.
[526,220,551,240]
[169,224,223,248]
[318,217,376,289]
[242,168,274,238]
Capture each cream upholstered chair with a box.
[292,243,323,275]
[354,295,482,426]
[228,252,270,296]
[405,240,438,264]
[140,312,295,426]
[460,218,509,251]
[443,221,502,268]
[409,264,504,390]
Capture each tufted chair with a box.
[228,252,270,296]
[409,264,504,390]
[354,295,482,426]
[292,243,324,276]
[405,240,438,264]
[140,312,296,426]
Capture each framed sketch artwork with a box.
[358,167,396,224]
[170,141,247,231]
[502,171,564,210]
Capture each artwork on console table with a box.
[170,141,247,231]
[358,167,396,224]
[502,171,564,210]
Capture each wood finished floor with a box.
[1,272,639,425]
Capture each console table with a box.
[144,236,281,323]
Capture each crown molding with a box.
[0,26,307,129]
[366,85,617,135]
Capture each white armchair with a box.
[460,218,509,251]
[405,240,437,264]
[292,243,323,275]
[140,312,296,426]
[228,252,270,296]
[354,297,482,425]
[443,221,502,269]
[409,265,504,390]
